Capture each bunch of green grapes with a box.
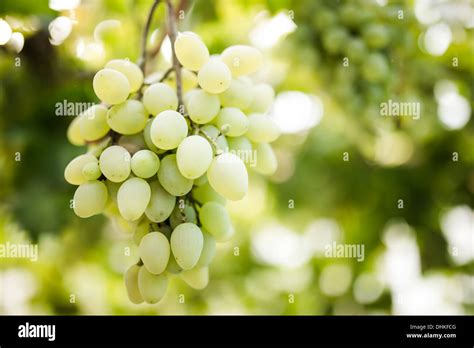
[64,31,280,304]
[292,0,416,114]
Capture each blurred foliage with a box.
[0,0,473,315]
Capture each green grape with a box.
[181,69,199,90]
[216,134,228,152]
[192,182,226,205]
[67,114,85,146]
[88,136,113,158]
[143,119,164,154]
[93,68,130,105]
[322,27,349,55]
[143,83,178,116]
[340,4,364,28]
[362,53,389,82]
[99,145,131,183]
[215,107,249,137]
[117,177,151,221]
[165,68,198,93]
[246,114,280,143]
[64,154,98,185]
[138,266,168,304]
[105,180,120,203]
[194,173,208,187]
[174,31,210,71]
[176,135,213,179]
[145,181,176,223]
[199,201,233,241]
[196,230,216,267]
[312,8,337,31]
[94,19,121,42]
[170,223,203,270]
[253,142,277,176]
[118,133,147,154]
[157,154,193,196]
[363,23,390,49]
[73,180,108,218]
[180,267,209,290]
[79,105,109,141]
[238,76,253,87]
[246,83,275,114]
[186,89,220,124]
[82,162,101,180]
[221,45,263,77]
[227,136,253,154]
[218,78,253,109]
[197,58,231,94]
[166,251,183,274]
[199,125,226,154]
[133,219,150,245]
[159,224,173,240]
[107,100,148,135]
[124,264,143,304]
[113,214,138,234]
[150,110,188,150]
[139,231,170,274]
[105,59,144,93]
[345,38,367,63]
[131,150,160,179]
[104,201,120,218]
[207,153,248,201]
[183,89,198,108]
[169,203,197,229]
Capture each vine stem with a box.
[166,0,184,110]
[138,0,161,73]
[147,0,188,60]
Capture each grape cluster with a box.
[64,31,280,304]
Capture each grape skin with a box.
[93,68,130,105]
[197,59,232,94]
[73,180,108,218]
[99,145,131,183]
[176,135,213,179]
[139,232,170,275]
[157,154,194,196]
[124,264,144,304]
[138,266,168,304]
[105,59,144,93]
[174,32,210,71]
[117,177,151,221]
[170,223,204,270]
[150,110,188,150]
[207,153,248,201]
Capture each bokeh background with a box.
[0,0,473,315]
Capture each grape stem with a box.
[196,127,223,154]
[138,0,161,74]
[159,67,174,82]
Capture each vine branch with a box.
[147,0,188,60]
[166,0,184,109]
[138,0,161,73]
